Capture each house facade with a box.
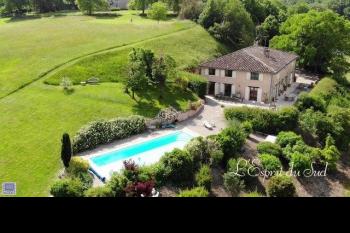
[200,46,298,103]
[109,0,129,9]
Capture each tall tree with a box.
[1,0,30,15]
[178,0,203,20]
[75,0,108,15]
[270,10,350,75]
[166,0,181,13]
[127,49,149,99]
[199,0,255,49]
[148,1,168,22]
[134,0,155,15]
[61,133,72,168]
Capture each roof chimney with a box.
[264,47,270,58]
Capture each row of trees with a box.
[0,0,77,15]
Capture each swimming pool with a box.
[88,130,195,180]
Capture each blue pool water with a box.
[90,131,193,167]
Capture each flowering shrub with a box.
[124,180,155,197]
[73,115,146,153]
[122,159,139,182]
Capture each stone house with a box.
[200,46,298,103]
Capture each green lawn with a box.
[0,11,223,196]
[0,11,192,98]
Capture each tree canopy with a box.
[270,10,350,75]
[75,0,108,15]
[148,1,168,21]
[199,0,255,49]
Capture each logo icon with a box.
[2,182,16,195]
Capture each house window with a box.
[225,70,233,77]
[251,72,259,80]
[209,68,216,76]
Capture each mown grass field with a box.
[0,11,223,196]
[0,11,193,98]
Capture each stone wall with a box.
[177,101,204,122]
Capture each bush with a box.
[106,173,128,197]
[240,191,265,197]
[50,179,86,197]
[276,131,303,148]
[241,121,253,136]
[223,172,245,196]
[178,187,209,197]
[195,165,212,191]
[217,126,246,161]
[267,174,296,197]
[124,180,156,197]
[210,149,224,166]
[84,186,114,197]
[122,159,139,182]
[73,115,146,153]
[76,172,94,190]
[185,137,210,165]
[137,164,158,182]
[182,72,208,98]
[258,154,282,173]
[224,106,299,134]
[299,108,342,147]
[320,135,341,171]
[227,158,253,182]
[289,152,312,173]
[160,148,195,185]
[257,142,282,157]
[66,157,89,176]
[185,136,222,166]
[296,92,326,112]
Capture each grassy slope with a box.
[0,11,192,98]
[45,25,223,85]
[0,12,223,196]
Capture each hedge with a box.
[180,71,208,98]
[224,106,299,134]
[257,142,282,158]
[50,179,86,197]
[73,115,146,153]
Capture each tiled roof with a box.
[200,46,298,74]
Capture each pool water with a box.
[90,131,194,167]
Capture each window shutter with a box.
[246,72,250,80]
[204,68,209,75]
[257,88,263,102]
[245,87,250,100]
[231,85,236,95]
[259,73,263,81]
[215,83,219,95]
[232,71,236,78]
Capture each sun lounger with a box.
[203,121,213,130]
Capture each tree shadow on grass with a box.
[131,99,161,118]
[7,15,42,23]
[91,12,121,19]
[157,85,197,110]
